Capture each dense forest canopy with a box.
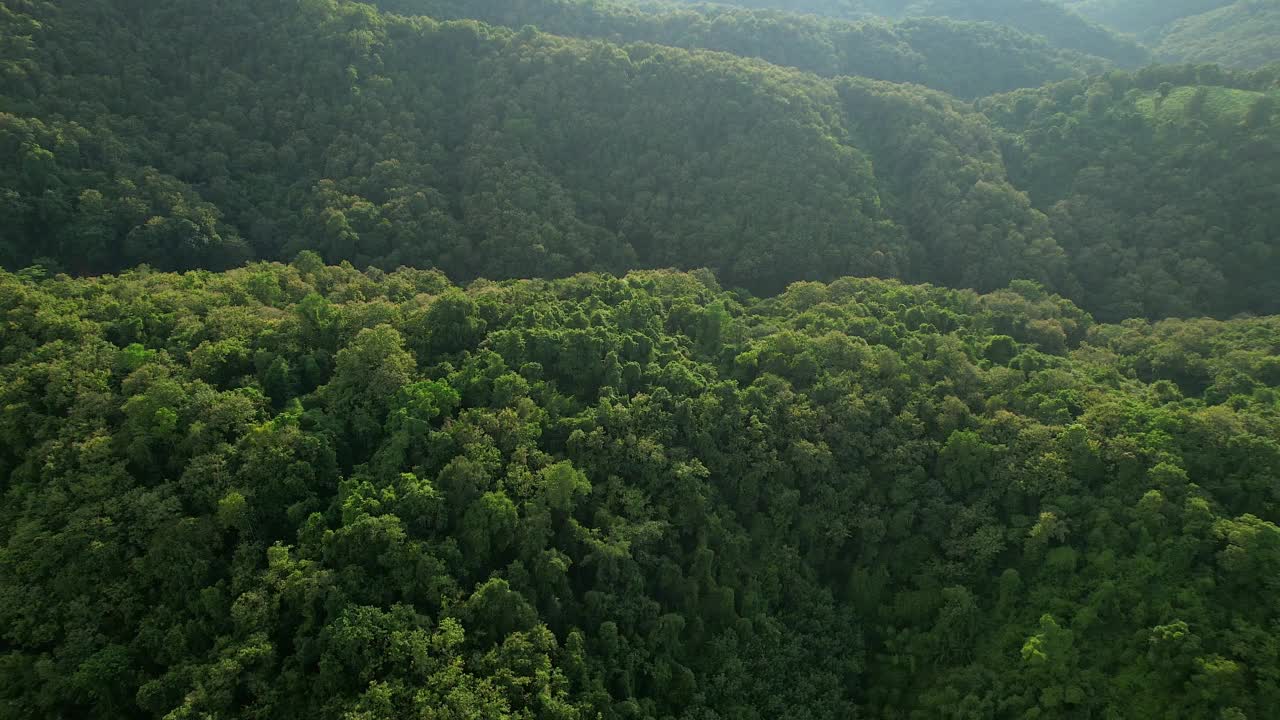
[373,0,1114,98]
[902,0,1149,66]
[3,0,1280,718]
[659,0,1149,64]
[3,0,1279,320]
[980,66,1280,320]
[1062,0,1236,35]
[1059,0,1280,70]
[1153,1,1280,69]
[2,262,1279,719]
[666,0,1278,70]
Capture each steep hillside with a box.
[981,66,1280,319]
[0,0,1061,296]
[905,0,1149,65]
[1063,0,1234,35]
[661,0,1149,64]
[374,0,1111,98]
[3,0,1279,321]
[1154,1,1280,69]
[663,0,880,18]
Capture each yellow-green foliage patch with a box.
[1135,84,1271,125]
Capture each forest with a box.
[3,0,1279,321]
[392,0,1113,96]
[4,262,1279,719]
[1,0,1279,718]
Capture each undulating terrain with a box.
[1,1,1278,718]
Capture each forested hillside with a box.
[662,0,880,18]
[670,0,1280,72]
[3,262,1279,719]
[4,0,1280,717]
[981,65,1280,320]
[0,0,905,288]
[662,0,1149,65]
[374,0,1112,98]
[903,0,1149,65]
[0,0,1066,300]
[1061,0,1280,70]
[4,0,1279,320]
[1154,1,1280,69]
[1063,0,1235,35]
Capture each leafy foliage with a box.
[981,65,1280,319]
[2,263,1279,718]
[4,0,1279,320]
[376,0,1112,98]
[3,0,1280,717]
[1063,0,1236,35]
[661,0,1149,64]
[0,0,1064,299]
[904,0,1149,65]
[1155,1,1280,69]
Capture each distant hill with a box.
[656,0,1150,64]
[981,65,1280,318]
[904,0,1148,65]
[3,0,1280,319]
[0,0,1062,298]
[1062,0,1234,35]
[1154,1,1280,69]
[375,0,1112,97]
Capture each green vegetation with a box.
[981,65,1280,319]
[374,0,1112,98]
[1064,0,1235,35]
[1133,84,1269,123]
[904,0,1149,65]
[2,262,1279,719]
[4,0,1279,320]
[662,0,880,19]
[2,0,1280,716]
[660,0,1149,64]
[0,0,1068,302]
[1062,0,1280,71]
[1154,1,1280,69]
[0,0,908,287]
